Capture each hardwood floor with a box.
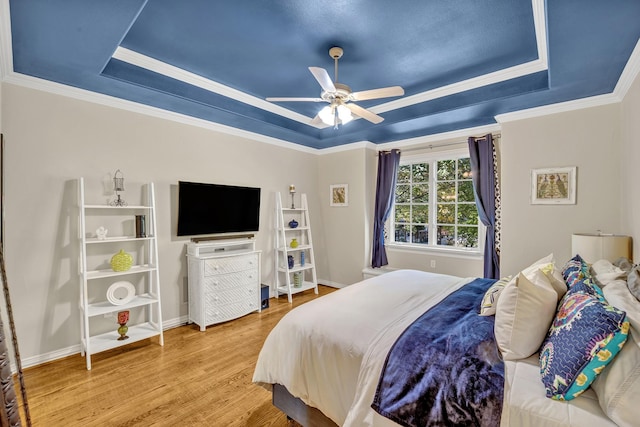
[20,286,336,427]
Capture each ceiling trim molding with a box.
[316,140,377,155]
[373,124,502,152]
[2,71,318,154]
[0,0,13,80]
[613,38,640,100]
[112,47,320,128]
[495,93,620,124]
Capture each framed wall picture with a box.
[330,184,348,207]
[531,167,576,204]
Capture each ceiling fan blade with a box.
[345,103,384,124]
[309,67,336,93]
[266,97,324,102]
[351,86,405,101]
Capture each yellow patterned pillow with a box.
[479,276,512,316]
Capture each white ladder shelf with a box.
[274,192,318,303]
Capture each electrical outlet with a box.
[430,260,436,268]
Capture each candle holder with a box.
[117,310,130,341]
[110,169,127,207]
[289,184,296,209]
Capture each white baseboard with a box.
[20,315,189,369]
[318,279,347,289]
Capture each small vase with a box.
[287,255,294,269]
[117,310,130,341]
[293,272,302,288]
[288,219,299,229]
[290,238,298,248]
[300,251,305,266]
[110,249,133,272]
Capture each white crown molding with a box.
[3,71,319,154]
[0,0,13,80]
[112,47,322,128]
[317,140,377,155]
[374,124,502,152]
[496,93,620,124]
[614,38,640,99]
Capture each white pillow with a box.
[591,280,640,427]
[592,259,626,287]
[494,269,558,360]
[539,263,568,300]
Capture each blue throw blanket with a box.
[371,278,504,427]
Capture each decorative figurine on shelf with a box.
[288,219,298,229]
[96,226,108,240]
[293,272,302,288]
[109,169,127,207]
[290,238,298,248]
[289,184,296,209]
[117,310,130,341]
[300,251,305,266]
[287,255,294,269]
[110,249,133,272]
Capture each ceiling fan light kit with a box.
[266,47,404,129]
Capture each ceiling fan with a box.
[266,47,405,128]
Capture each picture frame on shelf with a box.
[530,166,576,205]
[330,184,348,207]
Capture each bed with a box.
[253,262,640,427]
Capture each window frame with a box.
[386,148,485,257]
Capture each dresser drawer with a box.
[204,284,257,306]
[204,270,257,292]
[204,253,259,276]
[205,299,259,324]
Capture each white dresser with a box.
[187,239,261,331]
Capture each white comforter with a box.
[253,269,471,426]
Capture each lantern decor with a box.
[110,169,127,207]
[117,310,130,341]
[289,184,296,209]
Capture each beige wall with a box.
[316,147,373,286]
[1,83,322,363]
[500,103,623,276]
[620,72,640,260]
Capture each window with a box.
[390,150,481,252]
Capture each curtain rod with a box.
[378,133,501,154]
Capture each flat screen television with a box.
[177,181,261,236]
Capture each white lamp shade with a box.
[318,105,334,125]
[571,234,632,264]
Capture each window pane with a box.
[437,160,456,180]
[437,203,455,224]
[412,204,428,223]
[457,226,479,248]
[395,224,410,242]
[396,184,410,203]
[457,203,479,225]
[412,183,429,203]
[437,225,455,246]
[411,225,429,244]
[458,180,475,202]
[395,205,410,223]
[457,158,472,179]
[436,181,456,202]
[397,165,411,183]
[412,163,429,182]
